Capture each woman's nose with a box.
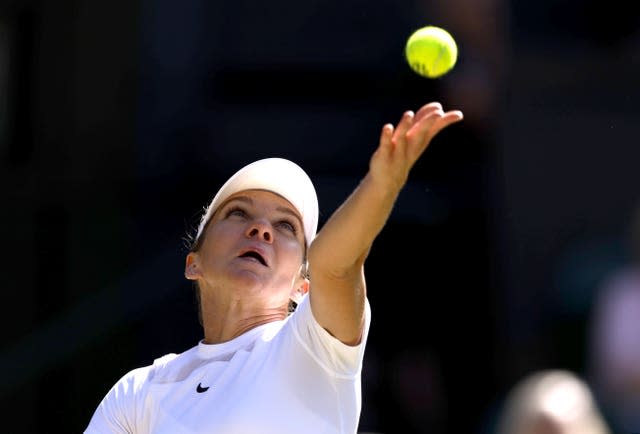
[247,221,272,242]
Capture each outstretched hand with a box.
[370,101,463,192]
[306,101,462,344]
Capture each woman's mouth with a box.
[239,250,267,266]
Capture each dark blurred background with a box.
[1,0,639,433]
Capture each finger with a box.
[391,110,414,148]
[410,109,463,137]
[428,110,464,136]
[406,110,443,153]
[377,123,394,156]
[441,110,464,124]
[407,108,444,140]
[406,109,463,155]
[414,102,443,123]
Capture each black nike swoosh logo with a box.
[196,383,210,393]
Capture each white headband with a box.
[195,158,319,248]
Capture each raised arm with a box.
[307,102,464,345]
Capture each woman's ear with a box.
[184,252,202,280]
[290,279,310,305]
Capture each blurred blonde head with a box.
[496,369,610,434]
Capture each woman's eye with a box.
[226,207,247,218]
[277,220,296,234]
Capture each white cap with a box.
[195,158,319,248]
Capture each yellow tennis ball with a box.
[405,26,458,78]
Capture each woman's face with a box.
[189,189,307,305]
